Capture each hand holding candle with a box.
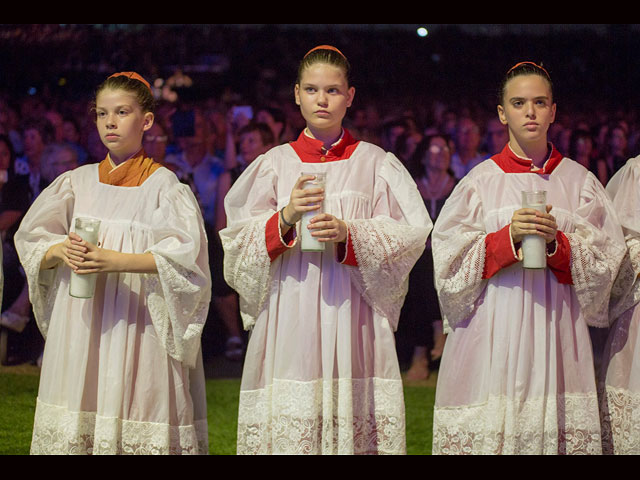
[300,172,327,252]
[281,174,324,226]
[511,191,558,269]
[69,217,101,298]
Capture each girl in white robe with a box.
[431,62,625,454]
[220,45,432,454]
[599,155,640,454]
[14,72,211,454]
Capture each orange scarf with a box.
[98,150,161,187]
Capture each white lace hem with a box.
[30,398,208,455]
[237,377,405,455]
[433,393,602,455]
[600,385,640,455]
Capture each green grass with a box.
[0,366,435,455]
[207,378,241,455]
[405,383,435,454]
[0,368,39,455]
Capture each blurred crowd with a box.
[2,24,640,371]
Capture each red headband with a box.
[108,71,152,94]
[507,61,550,78]
[304,45,347,60]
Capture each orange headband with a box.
[507,61,550,78]
[108,71,153,94]
[304,45,347,60]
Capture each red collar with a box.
[289,128,360,163]
[491,143,564,175]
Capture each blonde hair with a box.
[296,45,351,86]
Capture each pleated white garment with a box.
[14,164,211,455]
[431,157,625,454]
[220,141,432,454]
[600,155,640,454]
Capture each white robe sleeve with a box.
[431,175,488,332]
[606,156,640,321]
[14,173,75,338]
[144,181,211,369]
[219,156,280,330]
[565,172,626,327]
[347,152,432,330]
[432,169,626,332]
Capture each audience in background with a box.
[2,24,640,369]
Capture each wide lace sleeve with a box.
[566,172,626,327]
[431,175,487,332]
[144,181,211,368]
[347,152,433,331]
[218,156,281,330]
[14,173,75,338]
[605,157,640,322]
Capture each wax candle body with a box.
[521,202,547,269]
[300,173,326,252]
[521,190,547,269]
[69,218,101,298]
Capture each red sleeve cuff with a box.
[266,211,296,262]
[336,229,358,266]
[483,224,520,279]
[547,231,572,284]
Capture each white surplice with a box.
[14,164,211,454]
[219,140,432,454]
[431,153,625,454]
[600,155,640,454]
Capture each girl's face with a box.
[95,88,153,161]
[294,63,355,135]
[497,74,556,147]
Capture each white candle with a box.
[300,172,326,252]
[69,217,101,298]
[521,191,547,269]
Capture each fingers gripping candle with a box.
[69,217,101,298]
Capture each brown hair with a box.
[92,72,155,118]
[296,45,351,86]
[498,61,553,106]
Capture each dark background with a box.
[2,24,639,127]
